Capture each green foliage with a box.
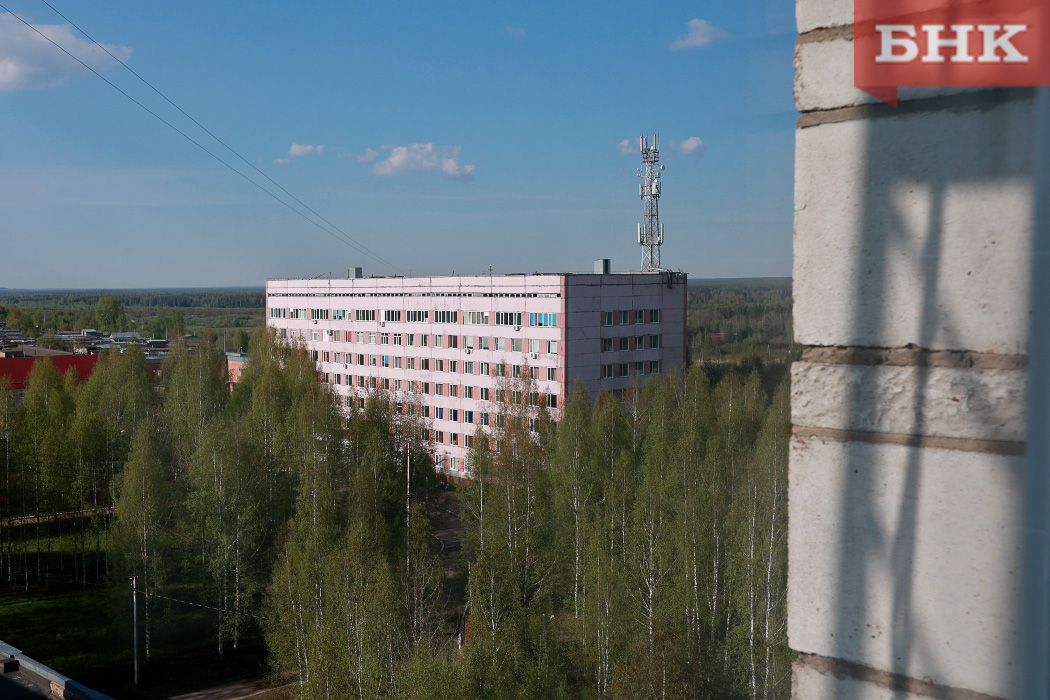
[687,281,795,362]
[95,296,127,333]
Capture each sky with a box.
[1,0,798,288]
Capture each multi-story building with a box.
[266,270,687,478]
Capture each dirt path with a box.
[163,675,278,700]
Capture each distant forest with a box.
[686,279,794,362]
[0,289,265,339]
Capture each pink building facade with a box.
[266,272,687,478]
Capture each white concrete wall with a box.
[790,1,1032,699]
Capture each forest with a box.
[0,327,790,700]
[687,279,794,362]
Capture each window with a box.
[650,334,660,349]
[480,362,490,375]
[512,338,522,352]
[603,338,613,352]
[290,308,308,320]
[270,307,286,319]
[529,339,540,354]
[464,361,474,374]
[448,335,458,349]
[465,335,474,349]
[481,412,490,426]
[311,308,329,320]
[368,332,376,344]
[369,355,377,366]
[369,377,377,389]
[547,340,558,354]
[650,309,660,323]
[420,334,429,347]
[602,364,614,379]
[394,357,403,369]
[395,379,403,391]
[435,334,444,348]
[280,328,287,339]
[358,375,366,387]
[635,361,644,375]
[407,334,415,346]
[436,407,444,420]
[465,435,474,449]
[422,405,430,418]
[421,358,430,370]
[435,384,444,396]
[321,373,329,383]
[529,312,557,327]
[464,386,473,399]
[495,337,505,351]
[547,367,557,381]
[451,409,459,422]
[496,414,506,428]
[465,311,489,325]
[434,310,457,324]
[449,385,458,397]
[636,310,644,324]
[449,360,458,373]
[407,357,415,370]
[380,333,389,344]
[435,359,444,372]
[345,396,353,408]
[407,310,429,323]
[650,360,660,374]
[619,363,629,377]
[311,330,318,341]
[358,397,366,409]
[356,309,376,321]
[311,350,319,362]
[496,312,522,326]
[619,310,629,325]
[394,333,402,345]
[436,431,444,443]
[356,331,364,343]
[547,394,557,408]
[479,337,490,350]
[619,337,629,351]
[513,365,522,378]
[636,335,644,349]
[383,309,401,322]
[603,311,614,326]
[333,309,348,320]
[382,356,390,368]
[481,387,490,401]
[529,418,538,433]
[383,378,390,390]
[451,433,459,446]
[323,351,330,362]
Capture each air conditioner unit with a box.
[343,364,348,369]
[313,319,317,324]
[465,348,472,354]
[530,352,538,359]
[514,325,521,331]
[380,321,385,327]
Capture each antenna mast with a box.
[636,133,664,273]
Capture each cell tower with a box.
[636,133,664,273]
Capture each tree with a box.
[95,296,127,332]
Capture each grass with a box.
[0,523,270,700]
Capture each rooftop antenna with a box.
[636,133,665,272]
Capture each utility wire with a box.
[3,3,404,275]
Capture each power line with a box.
[2,3,405,276]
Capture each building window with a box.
[547,393,557,409]
[436,407,444,420]
[602,364,613,379]
[602,338,613,352]
[512,338,523,353]
[383,309,401,322]
[367,332,376,344]
[529,339,540,354]
[383,378,390,390]
[289,308,308,320]
[451,433,459,446]
[480,362,490,376]
[547,367,557,381]
[311,330,318,341]
[435,359,444,372]
[394,357,403,369]
[322,351,330,362]
[635,361,644,375]
[465,386,473,399]
[407,310,429,323]
[356,309,376,321]
[451,409,459,422]
[407,357,415,370]
[421,334,429,347]
[619,310,629,325]
[355,331,363,343]
[406,334,415,346]
[369,355,377,366]
[382,356,390,368]
[529,418,538,433]
[422,405,430,418]
[421,358,430,371]
[603,311,613,326]
[434,310,457,324]
[448,335,458,349]
[650,334,660,349]
[635,310,644,324]
[435,384,444,396]
[650,360,660,374]
[449,385,458,398]
[529,313,558,327]
[479,336,490,350]
[465,311,489,325]
[650,309,660,323]
[434,335,443,348]
[495,337,505,351]
[464,361,474,374]
[392,333,402,345]
[547,340,558,354]
[270,307,286,319]
[481,412,489,426]
[311,308,329,320]
[379,333,389,345]
[496,312,522,326]
[436,431,444,443]
[280,328,287,339]
[395,379,403,391]
[449,360,458,373]
[333,309,348,320]
[619,337,629,351]
[358,397,366,409]
[481,387,490,401]
[513,365,522,379]
[619,363,629,377]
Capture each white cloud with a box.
[288,142,325,158]
[356,148,378,162]
[670,18,729,51]
[616,139,634,155]
[273,158,289,165]
[372,143,475,180]
[678,136,704,154]
[506,26,525,37]
[0,12,132,91]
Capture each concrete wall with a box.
[790,3,1033,700]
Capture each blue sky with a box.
[1,0,797,288]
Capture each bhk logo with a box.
[854,0,1049,105]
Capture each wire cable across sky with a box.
[2,2,406,276]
